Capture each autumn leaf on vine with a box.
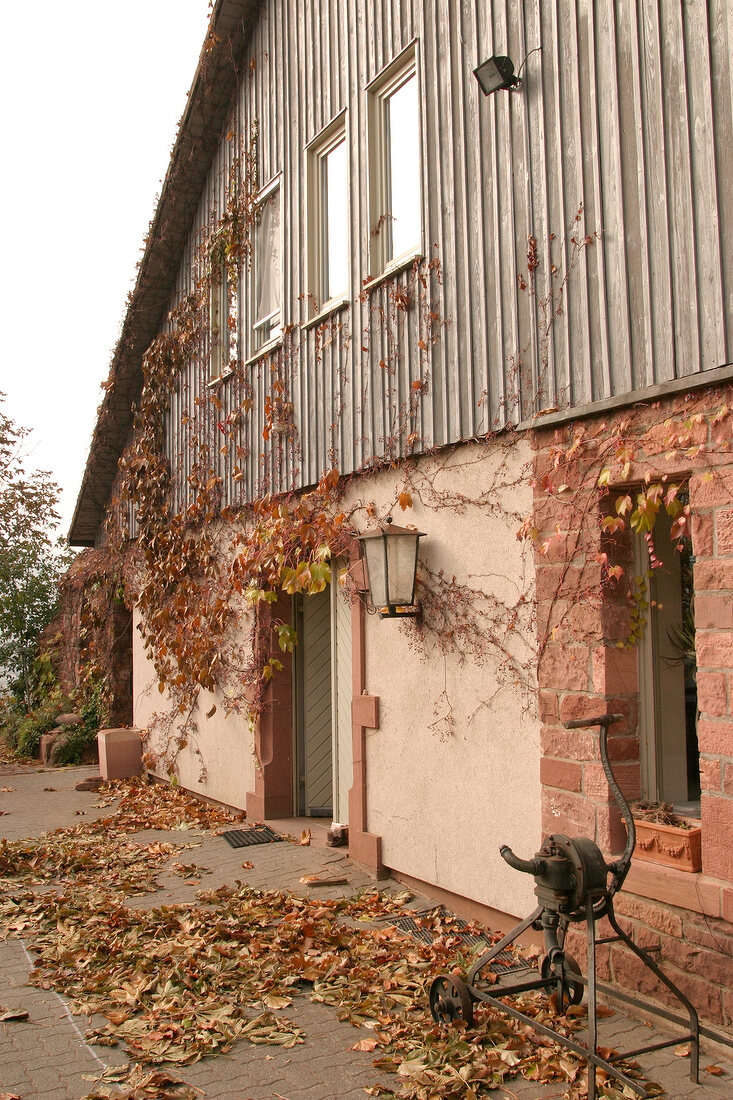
[398,492,413,510]
[277,623,297,652]
[664,484,684,517]
[670,511,689,542]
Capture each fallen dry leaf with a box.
[241,860,253,869]
[705,1064,725,1076]
[674,1042,691,1057]
[1,786,15,792]
[299,828,311,846]
[43,786,58,792]
[299,874,348,886]
[352,1037,379,1051]
[0,1007,30,1022]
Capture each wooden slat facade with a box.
[153,0,732,514]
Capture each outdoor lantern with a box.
[473,55,521,95]
[357,517,426,618]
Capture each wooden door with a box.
[331,569,353,823]
[299,588,333,816]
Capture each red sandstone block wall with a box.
[532,384,733,1029]
[563,893,733,1028]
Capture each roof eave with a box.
[69,0,259,546]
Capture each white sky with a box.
[0,1,211,537]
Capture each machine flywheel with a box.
[429,973,474,1026]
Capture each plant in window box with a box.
[630,801,702,873]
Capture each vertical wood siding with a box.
[161,0,732,512]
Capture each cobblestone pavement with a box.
[1,764,732,1099]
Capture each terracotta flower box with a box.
[632,818,702,873]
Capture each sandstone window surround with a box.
[366,42,424,278]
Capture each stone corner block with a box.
[97,727,143,780]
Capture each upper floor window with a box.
[367,45,422,275]
[307,113,349,313]
[251,178,282,354]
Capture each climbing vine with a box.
[79,153,713,779]
[524,390,733,655]
[86,124,458,774]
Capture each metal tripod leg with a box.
[606,901,700,1084]
[586,896,598,1100]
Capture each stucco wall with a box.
[345,437,541,917]
[131,435,541,918]
[133,607,256,809]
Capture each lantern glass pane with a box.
[386,533,418,606]
[363,537,388,609]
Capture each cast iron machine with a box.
[429,714,700,1099]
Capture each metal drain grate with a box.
[221,826,283,848]
[387,915,484,950]
[480,947,534,976]
[389,909,532,975]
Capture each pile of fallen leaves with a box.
[0,833,178,896]
[86,775,242,834]
[0,779,666,1100]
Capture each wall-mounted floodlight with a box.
[473,55,521,95]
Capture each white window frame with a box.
[306,111,349,317]
[366,42,424,278]
[249,175,283,359]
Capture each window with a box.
[209,255,236,382]
[637,504,700,813]
[367,45,422,275]
[307,114,349,312]
[251,179,282,354]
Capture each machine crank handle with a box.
[563,714,624,730]
[500,844,545,877]
[563,713,635,893]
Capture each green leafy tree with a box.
[0,394,73,707]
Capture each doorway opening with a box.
[293,567,353,821]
